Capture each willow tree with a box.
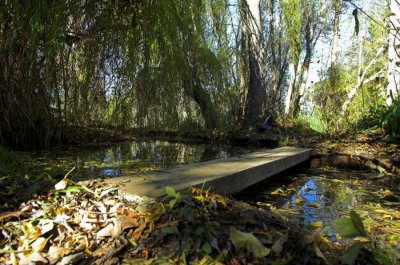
[282,0,302,116]
[0,0,235,149]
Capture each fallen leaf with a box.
[229,226,270,258]
[294,198,304,205]
[342,244,362,265]
[47,246,71,264]
[271,232,288,255]
[58,252,85,265]
[310,221,323,228]
[55,180,68,190]
[30,237,49,253]
[306,203,321,209]
[313,243,330,265]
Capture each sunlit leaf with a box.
[229,226,270,258]
[30,237,49,253]
[294,198,304,204]
[55,180,68,190]
[166,186,177,198]
[56,186,81,193]
[169,199,177,208]
[310,221,323,228]
[306,203,321,209]
[270,188,285,196]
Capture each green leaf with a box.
[342,244,362,265]
[161,227,176,234]
[166,186,180,200]
[229,226,270,258]
[57,186,81,193]
[201,242,212,254]
[169,199,177,208]
[166,186,176,197]
[333,211,366,238]
[350,211,367,236]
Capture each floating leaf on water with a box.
[350,211,367,236]
[310,221,323,228]
[229,226,270,258]
[333,211,366,238]
[353,236,370,243]
[270,188,285,196]
[294,198,304,205]
[306,203,321,209]
[382,189,393,197]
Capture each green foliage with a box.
[166,186,181,208]
[382,100,400,137]
[297,111,327,134]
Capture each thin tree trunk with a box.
[284,62,297,115]
[340,47,386,117]
[387,0,400,105]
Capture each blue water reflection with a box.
[237,169,389,241]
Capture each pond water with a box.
[236,166,400,242]
[19,140,252,180]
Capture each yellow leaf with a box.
[128,239,138,247]
[353,236,370,243]
[294,198,304,205]
[310,221,323,228]
[306,203,321,209]
[383,214,392,219]
[383,189,393,197]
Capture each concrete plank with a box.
[96,146,311,198]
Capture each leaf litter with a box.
[0,176,348,264]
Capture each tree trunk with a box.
[387,0,400,105]
[284,62,297,115]
[240,0,267,125]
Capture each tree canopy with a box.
[0,0,399,149]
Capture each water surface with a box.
[237,167,400,240]
[20,140,252,180]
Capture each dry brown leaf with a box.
[132,223,147,240]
